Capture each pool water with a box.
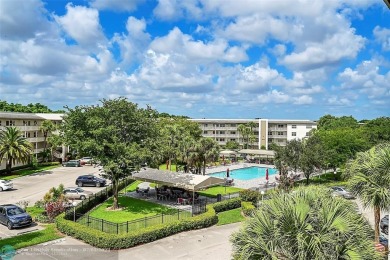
[209,167,278,181]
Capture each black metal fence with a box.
[74,208,192,234]
[64,177,134,221]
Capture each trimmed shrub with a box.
[239,189,260,204]
[241,201,255,216]
[213,197,241,213]
[56,205,218,249]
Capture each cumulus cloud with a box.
[373,26,390,51]
[0,0,57,40]
[54,4,106,47]
[154,0,203,20]
[90,0,145,12]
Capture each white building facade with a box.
[191,118,317,149]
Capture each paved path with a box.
[13,223,241,260]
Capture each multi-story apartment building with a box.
[190,118,317,149]
[0,112,66,170]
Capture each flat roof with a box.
[0,112,64,121]
[132,168,225,191]
[239,149,275,157]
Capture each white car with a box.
[80,157,93,165]
[0,179,13,191]
[331,186,355,199]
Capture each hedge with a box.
[56,205,218,249]
[241,201,255,216]
[239,189,260,204]
[213,197,242,213]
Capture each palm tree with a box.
[0,127,33,174]
[346,143,390,242]
[40,120,56,154]
[188,138,219,175]
[231,186,380,259]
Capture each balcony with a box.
[27,137,45,142]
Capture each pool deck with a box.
[206,163,278,190]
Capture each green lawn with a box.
[26,206,45,219]
[0,224,64,249]
[159,164,177,171]
[88,196,177,223]
[121,180,156,193]
[295,172,348,188]
[1,165,60,180]
[217,208,245,226]
[198,186,244,198]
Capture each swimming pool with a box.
[209,167,278,181]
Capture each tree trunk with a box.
[112,179,119,209]
[6,160,12,174]
[203,159,206,175]
[305,175,310,185]
[169,157,172,171]
[374,206,380,243]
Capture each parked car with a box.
[380,214,389,235]
[63,187,93,200]
[75,175,106,187]
[0,179,13,191]
[0,204,32,230]
[331,186,355,199]
[62,160,81,167]
[80,157,93,165]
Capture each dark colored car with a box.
[0,204,32,230]
[62,160,81,167]
[380,214,389,235]
[75,175,106,187]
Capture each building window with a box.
[220,124,225,127]
[230,138,236,141]
[33,132,37,137]
[220,138,225,141]
[306,125,312,129]
[292,125,297,129]
[204,124,208,127]
[278,124,284,128]
[27,121,31,126]
[231,131,236,135]
[278,132,284,135]
[212,131,215,134]
[203,131,208,134]
[0,121,2,126]
[292,132,297,136]
[268,132,272,135]
[306,132,310,137]
[6,120,15,126]
[34,121,38,126]
[231,124,236,127]
[219,131,225,134]
[27,132,31,138]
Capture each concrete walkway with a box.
[14,223,241,260]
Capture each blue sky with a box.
[0,0,389,120]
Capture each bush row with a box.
[239,189,260,204]
[213,197,242,213]
[56,205,218,249]
[241,201,255,216]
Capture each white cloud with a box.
[281,29,365,70]
[257,90,290,104]
[0,0,58,40]
[90,0,145,12]
[113,16,151,66]
[150,27,248,63]
[54,4,106,47]
[327,96,352,106]
[293,95,313,105]
[154,0,203,20]
[373,26,390,51]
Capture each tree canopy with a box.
[0,100,64,113]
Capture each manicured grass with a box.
[89,196,177,223]
[0,224,64,249]
[1,165,60,180]
[159,164,177,171]
[217,208,245,226]
[198,186,244,198]
[295,172,348,187]
[26,206,45,219]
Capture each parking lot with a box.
[0,165,109,238]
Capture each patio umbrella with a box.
[266,168,269,181]
[226,168,230,178]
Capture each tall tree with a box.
[0,127,33,174]
[188,138,219,175]
[317,114,358,130]
[40,120,56,158]
[61,98,158,209]
[299,135,323,185]
[284,139,303,174]
[345,143,390,242]
[231,187,380,259]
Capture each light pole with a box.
[334,170,337,181]
[261,190,265,201]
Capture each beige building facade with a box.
[0,112,66,170]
